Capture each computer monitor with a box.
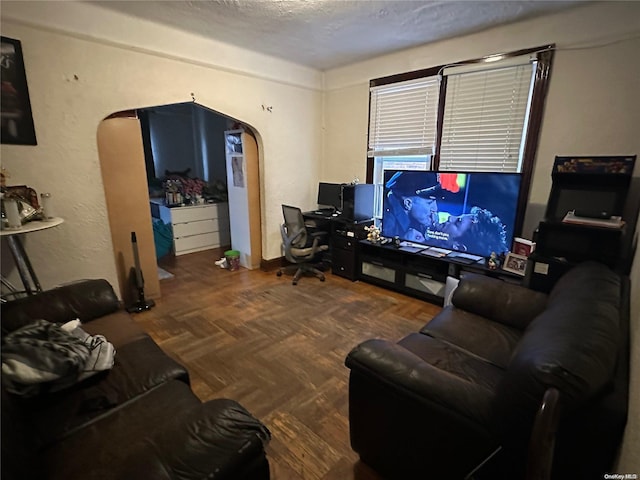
[317,182,342,211]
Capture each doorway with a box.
[97,103,262,303]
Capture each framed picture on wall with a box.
[1,36,37,145]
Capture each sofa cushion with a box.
[452,273,548,330]
[42,380,270,480]
[398,332,502,425]
[12,335,189,448]
[82,310,148,348]
[399,332,505,391]
[420,307,522,369]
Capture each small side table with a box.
[1,217,64,296]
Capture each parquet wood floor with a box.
[134,248,441,479]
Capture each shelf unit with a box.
[151,200,230,256]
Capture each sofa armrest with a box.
[1,279,120,335]
[345,338,493,424]
[452,273,548,330]
[120,398,271,480]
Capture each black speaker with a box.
[341,184,375,221]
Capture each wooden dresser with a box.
[150,200,230,256]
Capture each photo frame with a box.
[503,252,528,276]
[1,36,37,145]
[231,156,245,187]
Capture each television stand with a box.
[358,240,522,305]
[450,256,479,265]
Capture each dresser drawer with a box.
[173,219,218,238]
[170,206,211,223]
[174,232,222,255]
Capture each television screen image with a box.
[382,170,522,258]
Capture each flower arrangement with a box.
[179,177,206,198]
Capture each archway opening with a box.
[97,103,262,304]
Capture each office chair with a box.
[276,204,329,285]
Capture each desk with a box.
[301,210,340,225]
[302,211,373,280]
[1,217,64,296]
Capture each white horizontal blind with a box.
[368,77,440,157]
[439,61,536,172]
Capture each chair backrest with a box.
[282,205,307,248]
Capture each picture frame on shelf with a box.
[1,36,37,145]
[503,252,528,276]
[512,237,536,257]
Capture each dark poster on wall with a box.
[1,36,37,145]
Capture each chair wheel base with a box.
[277,263,326,285]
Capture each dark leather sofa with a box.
[1,279,271,480]
[345,261,629,479]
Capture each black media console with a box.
[303,211,523,304]
[358,241,522,305]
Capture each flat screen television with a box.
[382,170,522,258]
[317,182,342,211]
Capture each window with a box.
[368,76,440,158]
[368,67,441,219]
[366,46,554,231]
[372,154,431,218]
[438,59,536,172]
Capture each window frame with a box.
[366,45,554,238]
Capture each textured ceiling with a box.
[91,0,583,70]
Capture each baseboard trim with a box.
[260,257,286,272]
